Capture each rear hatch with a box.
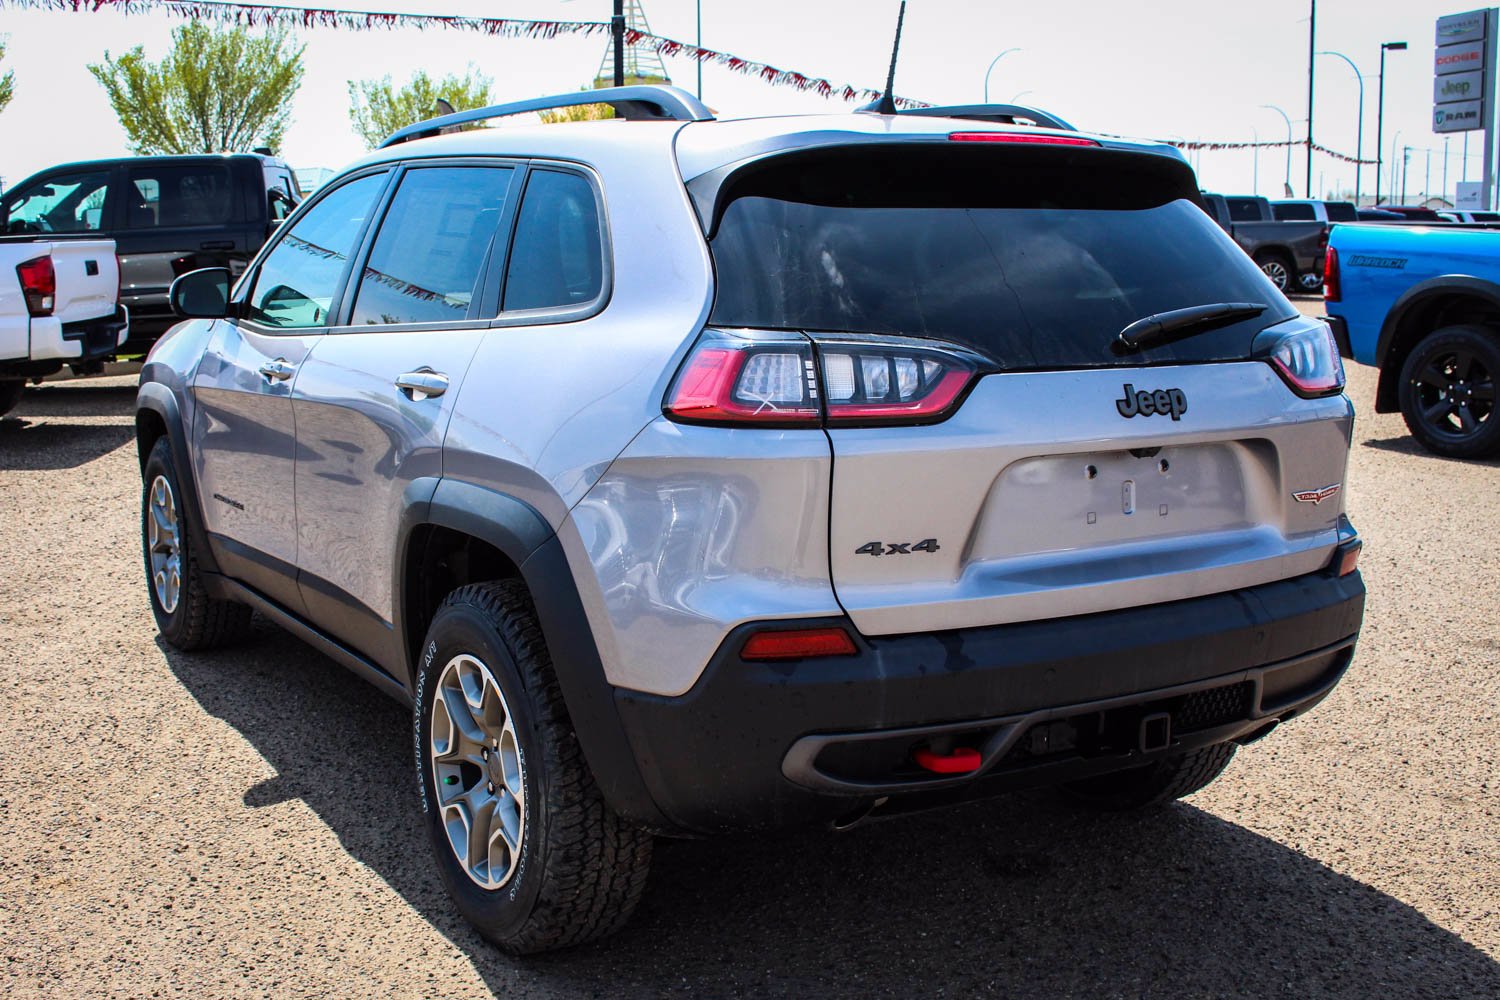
[701,139,1353,635]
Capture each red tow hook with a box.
[912,746,982,775]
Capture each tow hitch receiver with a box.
[912,745,982,775]
[1139,712,1172,753]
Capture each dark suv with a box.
[1,153,298,350]
[137,87,1366,954]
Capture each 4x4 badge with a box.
[1116,384,1188,421]
[1292,483,1341,505]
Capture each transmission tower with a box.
[594,0,671,86]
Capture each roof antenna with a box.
[862,1,907,115]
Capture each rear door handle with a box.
[395,368,449,401]
[200,241,235,251]
[257,358,296,383]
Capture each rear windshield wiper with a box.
[1113,302,1267,354]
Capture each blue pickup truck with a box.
[1325,224,1500,458]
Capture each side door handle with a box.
[200,240,235,251]
[257,358,296,383]
[395,368,449,401]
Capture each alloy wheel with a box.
[1260,259,1290,291]
[146,475,182,614]
[429,654,527,890]
[1410,347,1496,441]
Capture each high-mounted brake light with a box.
[16,255,56,317]
[1323,246,1341,303]
[948,131,1100,147]
[1254,320,1345,398]
[741,627,858,661]
[666,330,978,428]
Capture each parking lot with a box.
[0,300,1496,998]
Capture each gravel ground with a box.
[1,304,1497,998]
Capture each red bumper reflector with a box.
[740,627,858,661]
[948,131,1100,147]
[1336,539,1362,577]
[913,746,982,774]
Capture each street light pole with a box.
[1317,51,1364,204]
[1375,40,1408,205]
[1262,104,1294,196]
[983,48,1021,103]
[612,0,625,87]
[1390,130,1403,202]
[1306,0,1317,196]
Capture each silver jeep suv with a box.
[136,86,1366,953]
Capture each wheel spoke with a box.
[1470,380,1495,402]
[1422,398,1456,424]
[1417,362,1453,390]
[1453,351,1476,383]
[1457,403,1479,433]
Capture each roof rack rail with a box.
[379,85,714,149]
[898,103,1076,133]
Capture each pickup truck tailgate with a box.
[45,241,119,325]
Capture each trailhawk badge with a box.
[1292,483,1341,505]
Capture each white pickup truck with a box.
[0,239,128,416]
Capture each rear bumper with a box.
[1326,314,1354,359]
[612,567,1365,835]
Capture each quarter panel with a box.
[566,417,840,697]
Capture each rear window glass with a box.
[1325,202,1358,222]
[1225,198,1264,222]
[126,164,235,228]
[1273,202,1317,220]
[707,146,1295,370]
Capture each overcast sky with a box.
[0,0,1481,203]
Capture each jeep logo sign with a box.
[1435,70,1483,104]
[1115,384,1188,421]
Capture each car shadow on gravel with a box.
[160,626,1500,999]
[1363,434,1500,466]
[0,382,137,470]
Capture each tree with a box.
[88,23,304,155]
[347,68,492,149]
[0,40,14,116]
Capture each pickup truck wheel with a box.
[1254,252,1294,292]
[1297,271,1323,292]
[0,380,22,417]
[1059,742,1237,811]
[1397,325,1500,459]
[141,438,253,649]
[415,581,652,954]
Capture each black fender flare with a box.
[403,479,669,830]
[1373,275,1500,411]
[135,381,219,575]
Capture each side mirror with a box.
[169,267,232,320]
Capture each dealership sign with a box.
[1434,10,1494,135]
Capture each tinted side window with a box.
[2,169,111,234]
[125,164,235,228]
[245,173,385,329]
[1226,198,1264,222]
[350,166,514,326]
[1324,202,1358,222]
[503,170,604,312]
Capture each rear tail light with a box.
[16,255,55,317]
[740,627,858,660]
[818,342,974,423]
[664,331,820,426]
[948,131,1100,147]
[1323,246,1341,303]
[665,329,977,428]
[1254,319,1345,397]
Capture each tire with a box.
[1397,324,1500,459]
[414,581,652,954]
[141,437,254,649]
[1060,742,1237,811]
[1254,252,1295,293]
[1297,270,1323,293]
[0,380,23,417]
